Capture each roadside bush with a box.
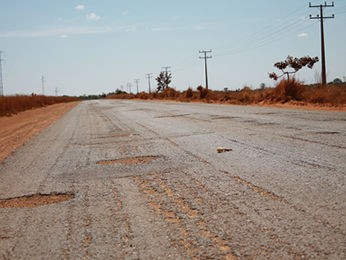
[197,86,208,99]
[137,92,150,100]
[273,79,304,102]
[185,88,193,98]
[0,95,79,117]
[304,85,346,105]
[106,82,345,107]
[160,87,179,99]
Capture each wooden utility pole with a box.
[41,76,45,95]
[309,2,334,85]
[134,79,140,94]
[199,50,212,89]
[145,73,152,94]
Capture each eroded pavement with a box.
[1,100,345,259]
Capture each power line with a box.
[166,5,310,74]
[214,18,309,58]
[213,5,307,56]
[145,73,153,94]
[199,50,212,90]
[0,51,4,96]
[215,22,315,58]
[173,7,309,72]
[310,1,335,85]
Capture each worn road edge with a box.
[0,101,79,162]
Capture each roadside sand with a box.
[255,101,346,111]
[0,102,79,162]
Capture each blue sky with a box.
[0,0,345,96]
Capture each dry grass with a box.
[303,85,346,105]
[0,95,79,117]
[107,80,346,108]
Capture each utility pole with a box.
[55,87,58,96]
[41,76,45,95]
[309,2,334,85]
[145,73,152,94]
[0,51,4,96]
[127,82,132,94]
[134,79,140,94]
[161,66,172,89]
[162,66,171,74]
[199,50,212,90]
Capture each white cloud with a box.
[298,32,308,38]
[75,5,85,11]
[86,12,100,21]
[0,22,210,38]
[0,26,112,38]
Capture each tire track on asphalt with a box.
[281,134,346,149]
[136,121,285,202]
[110,179,134,259]
[81,189,92,259]
[134,117,345,257]
[62,183,76,259]
[219,134,336,171]
[133,175,238,259]
[0,108,81,259]
[115,177,184,259]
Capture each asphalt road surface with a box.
[1,100,345,259]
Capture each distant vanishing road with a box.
[0,100,345,259]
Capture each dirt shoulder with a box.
[253,101,346,112]
[0,102,79,162]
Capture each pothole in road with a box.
[0,192,75,208]
[97,155,159,165]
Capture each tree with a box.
[156,71,172,92]
[197,85,208,99]
[332,78,343,84]
[269,55,319,81]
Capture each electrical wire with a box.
[165,3,338,75]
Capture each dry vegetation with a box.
[107,80,346,108]
[0,95,79,117]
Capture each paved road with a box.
[0,100,345,259]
